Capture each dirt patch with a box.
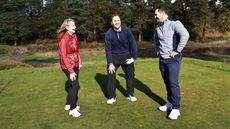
[186,40,230,48]
[80,48,105,56]
[32,48,105,57]
[34,51,59,57]
[183,41,230,62]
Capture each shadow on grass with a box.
[118,74,166,105]
[94,73,127,99]
[94,73,166,105]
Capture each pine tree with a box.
[170,0,213,40]
[0,0,33,45]
[209,0,230,33]
[128,0,151,42]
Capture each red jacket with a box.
[58,32,82,73]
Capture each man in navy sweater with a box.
[105,14,138,104]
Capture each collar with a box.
[157,18,169,26]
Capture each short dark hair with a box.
[111,14,120,21]
[155,5,168,14]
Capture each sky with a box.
[144,0,177,3]
[171,0,176,3]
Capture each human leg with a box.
[121,63,135,96]
[167,56,182,109]
[62,68,80,110]
[167,55,182,119]
[121,63,137,101]
[159,60,172,103]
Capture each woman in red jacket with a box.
[57,18,82,117]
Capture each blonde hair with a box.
[57,18,75,38]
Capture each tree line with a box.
[0,0,229,45]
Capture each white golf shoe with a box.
[107,98,116,104]
[69,107,82,117]
[127,95,137,102]
[158,102,172,112]
[64,105,70,111]
[168,109,181,120]
[64,105,80,111]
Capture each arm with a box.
[77,50,82,69]
[77,50,82,65]
[127,28,137,59]
[76,36,82,69]
[75,35,82,65]
[59,38,74,73]
[173,21,189,52]
[105,33,113,64]
[154,29,160,55]
[105,33,115,74]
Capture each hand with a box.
[169,51,179,58]
[126,58,134,64]
[108,64,115,74]
[70,72,76,81]
[79,64,82,70]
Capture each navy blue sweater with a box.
[105,26,138,64]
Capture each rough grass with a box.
[0,57,230,129]
[0,44,15,55]
[0,60,30,70]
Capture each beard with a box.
[113,24,121,31]
[155,18,160,22]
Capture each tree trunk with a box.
[93,25,97,41]
[14,40,17,46]
[202,20,207,42]
[138,30,142,42]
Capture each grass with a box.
[0,44,15,56]
[0,56,230,129]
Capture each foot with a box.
[107,98,116,104]
[168,109,181,120]
[64,105,80,111]
[158,102,172,112]
[64,105,70,111]
[69,107,82,117]
[127,95,137,102]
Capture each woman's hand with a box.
[79,64,82,70]
[70,72,77,81]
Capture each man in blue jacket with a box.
[154,6,189,120]
[105,14,138,104]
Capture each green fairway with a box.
[0,57,230,129]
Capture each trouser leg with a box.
[65,80,71,105]
[107,64,120,98]
[121,63,135,96]
[159,61,172,103]
[167,56,181,109]
[62,68,80,110]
